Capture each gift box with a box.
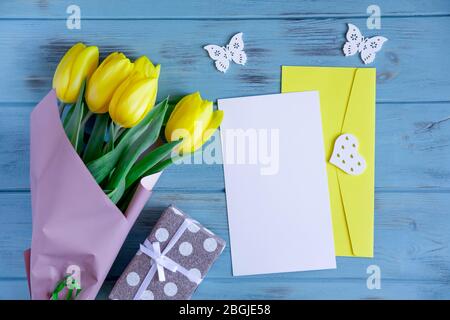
[109,205,225,300]
[23,91,161,299]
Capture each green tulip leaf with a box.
[106,178,126,205]
[83,114,109,163]
[86,98,168,185]
[106,98,169,203]
[58,101,67,117]
[105,121,121,152]
[86,147,122,184]
[125,139,182,190]
[163,95,183,126]
[117,142,182,212]
[144,154,185,176]
[64,80,89,154]
[75,288,82,298]
[50,275,69,300]
[62,104,75,128]
[65,288,74,300]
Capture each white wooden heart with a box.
[329,134,366,175]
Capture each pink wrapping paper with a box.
[24,90,161,299]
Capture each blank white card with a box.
[218,92,336,276]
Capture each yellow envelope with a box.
[282,66,375,257]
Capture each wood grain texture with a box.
[2,278,449,300]
[1,102,449,190]
[0,0,449,300]
[0,191,449,299]
[0,17,450,103]
[1,0,449,18]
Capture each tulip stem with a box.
[58,101,66,117]
[81,111,93,126]
[109,123,122,151]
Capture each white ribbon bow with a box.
[133,219,202,300]
[139,241,178,282]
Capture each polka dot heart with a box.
[126,272,140,287]
[329,133,366,175]
[203,238,218,252]
[164,282,178,297]
[179,241,193,256]
[155,227,169,242]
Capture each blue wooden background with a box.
[0,0,449,299]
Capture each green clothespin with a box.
[50,274,82,300]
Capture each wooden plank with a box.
[1,102,449,190]
[1,0,449,19]
[0,103,224,192]
[0,17,449,103]
[1,278,449,300]
[189,279,450,300]
[1,191,449,287]
[0,0,448,301]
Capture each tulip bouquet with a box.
[24,43,223,300]
[54,43,222,208]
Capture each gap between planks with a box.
[1,13,450,21]
[2,101,450,108]
[0,276,447,284]
[1,187,450,194]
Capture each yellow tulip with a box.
[85,52,134,113]
[52,42,99,103]
[134,55,160,79]
[109,56,160,128]
[165,92,224,154]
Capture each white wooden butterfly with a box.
[204,32,247,73]
[343,23,388,64]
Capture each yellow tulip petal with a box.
[129,79,158,127]
[183,100,212,149]
[165,92,203,140]
[134,56,155,77]
[191,91,203,105]
[152,64,161,79]
[164,92,221,154]
[190,109,222,153]
[86,55,134,113]
[109,76,157,128]
[52,43,86,102]
[84,47,100,79]
[202,110,224,143]
[93,58,132,85]
[96,52,118,73]
[178,136,194,154]
[185,97,211,135]
[197,100,214,129]
[63,46,99,103]
[108,73,136,121]
[119,79,155,127]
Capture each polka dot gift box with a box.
[109,205,226,300]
